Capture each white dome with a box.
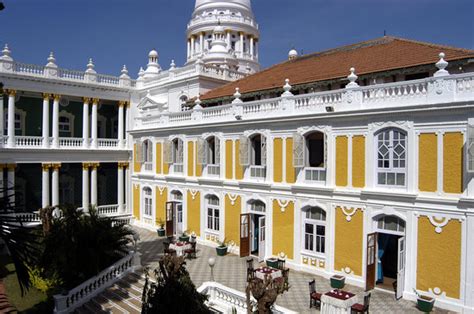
[289,49,298,57]
[195,0,251,9]
[148,49,158,58]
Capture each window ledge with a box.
[238,180,272,190]
[137,172,155,179]
[361,189,417,200]
[291,184,334,194]
[165,174,186,182]
[197,177,224,185]
[301,251,326,260]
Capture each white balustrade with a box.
[250,165,266,179]
[172,163,184,174]
[142,162,153,172]
[304,167,326,182]
[58,68,85,80]
[97,138,119,148]
[96,204,119,216]
[207,164,220,176]
[14,62,45,75]
[15,136,43,147]
[361,79,428,104]
[53,251,141,314]
[97,74,120,85]
[59,137,84,148]
[188,14,258,29]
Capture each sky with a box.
[0,0,473,77]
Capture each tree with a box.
[39,206,133,289]
[246,275,289,314]
[142,255,210,314]
[0,188,41,295]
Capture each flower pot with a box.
[330,275,345,289]
[179,235,190,242]
[266,258,279,269]
[216,246,228,256]
[157,228,165,237]
[417,296,435,312]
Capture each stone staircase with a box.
[74,272,145,314]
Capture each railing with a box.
[14,62,45,75]
[197,282,295,314]
[207,164,220,176]
[97,138,119,148]
[53,251,141,314]
[59,137,84,148]
[0,212,41,226]
[58,68,85,80]
[15,136,43,147]
[250,166,266,179]
[172,163,184,174]
[135,72,474,130]
[188,13,259,29]
[304,167,326,182]
[97,204,119,216]
[143,162,153,172]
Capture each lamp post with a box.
[208,257,215,282]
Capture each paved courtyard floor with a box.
[135,227,451,314]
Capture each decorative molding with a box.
[341,206,360,222]
[297,125,331,135]
[427,215,450,234]
[342,267,354,275]
[275,199,292,212]
[428,287,447,298]
[157,186,166,195]
[243,129,270,138]
[227,193,239,205]
[189,189,199,200]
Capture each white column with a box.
[41,164,50,208]
[118,101,125,148]
[187,39,191,59]
[51,163,60,206]
[91,98,98,148]
[125,164,130,212]
[250,36,254,58]
[239,32,244,56]
[199,32,204,54]
[124,102,129,147]
[91,163,98,207]
[190,36,195,57]
[226,31,231,48]
[52,94,60,148]
[0,91,4,138]
[117,163,124,213]
[82,98,90,148]
[42,94,50,148]
[255,40,259,59]
[82,163,89,212]
[6,164,15,205]
[7,90,16,147]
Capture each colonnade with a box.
[187,31,258,60]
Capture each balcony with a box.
[172,163,184,174]
[207,164,220,176]
[1,136,127,150]
[250,165,266,179]
[142,162,153,172]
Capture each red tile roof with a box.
[201,36,474,101]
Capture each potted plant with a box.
[414,289,435,312]
[179,230,190,242]
[216,238,228,256]
[266,257,278,269]
[156,218,166,237]
[330,274,346,289]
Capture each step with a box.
[102,290,141,313]
[92,295,126,314]
[107,286,142,308]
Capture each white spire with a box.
[85,58,96,74]
[46,52,57,68]
[346,67,359,89]
[0,44,13,61]
[144,49,161,78]
[434,52,450,77]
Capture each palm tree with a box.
[0,188,41,295]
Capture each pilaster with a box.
[91,98,99,148]
[41,163,51,208]
[51,163,61,206]
[52,94,61,148]
[42,94,50,148]
[90,162,99,207]
[6,89,16,148]
[82,163,90,212]
[82,98,90,148]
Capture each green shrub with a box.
[28,266,62,294]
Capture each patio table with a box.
[169,241,191,256]
[254,266,282,280]
[320,289,357,314]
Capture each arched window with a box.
[180,95,189,112]
[206,195,220,232]
[376,128,406,186]
[293,131,326,182]
[143,187,153,217]
[240,134,266,179]
[303,207,326,254]
[170,190,183,201]
[376,215,405,234]
[198,136,221,176]
[249,200,265,213]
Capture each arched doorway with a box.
[240,199,266,261]
[367,214,406,299]
[166,190,183,237]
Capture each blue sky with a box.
[1,0,473,77]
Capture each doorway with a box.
[250,213,265,261]
[366,215,406,300]
[240,200,266,260]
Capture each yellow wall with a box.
[187,141,195,177]
[225,195,241,245]
[163,162,169,175]
[235,140,243,180]
[195,142,202,177]
[155,187,167,224]
[226,140,233,180]
[156,143,162,174]
[334,206,363,276]
[187,191,201,236]
[419,133,437,192]
[273,138,283,183]
[133,184,140,219]
[417,217,461,298]
[443,132,463,194]
[272,200,294,259]
[336,136,348,187]
[133,144,141,173]
[285,138,295,183]
[352,136,365,188]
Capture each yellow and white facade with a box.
[130,59,474,312]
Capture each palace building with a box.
[1,0,474,312]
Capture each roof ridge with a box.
[386,36,474,54]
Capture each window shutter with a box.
[177,139,184,164]
[293,133,305,168]
[137,141,143,163]
[239,135,250,166]
[197,138,207,165]
[215,138,221,164]
[468,123,474,172]
[148,141,153,162]
[261,135,267,167]
[324,133,328,168]
[163,140,172,164]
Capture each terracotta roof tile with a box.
[201,36,474,101]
